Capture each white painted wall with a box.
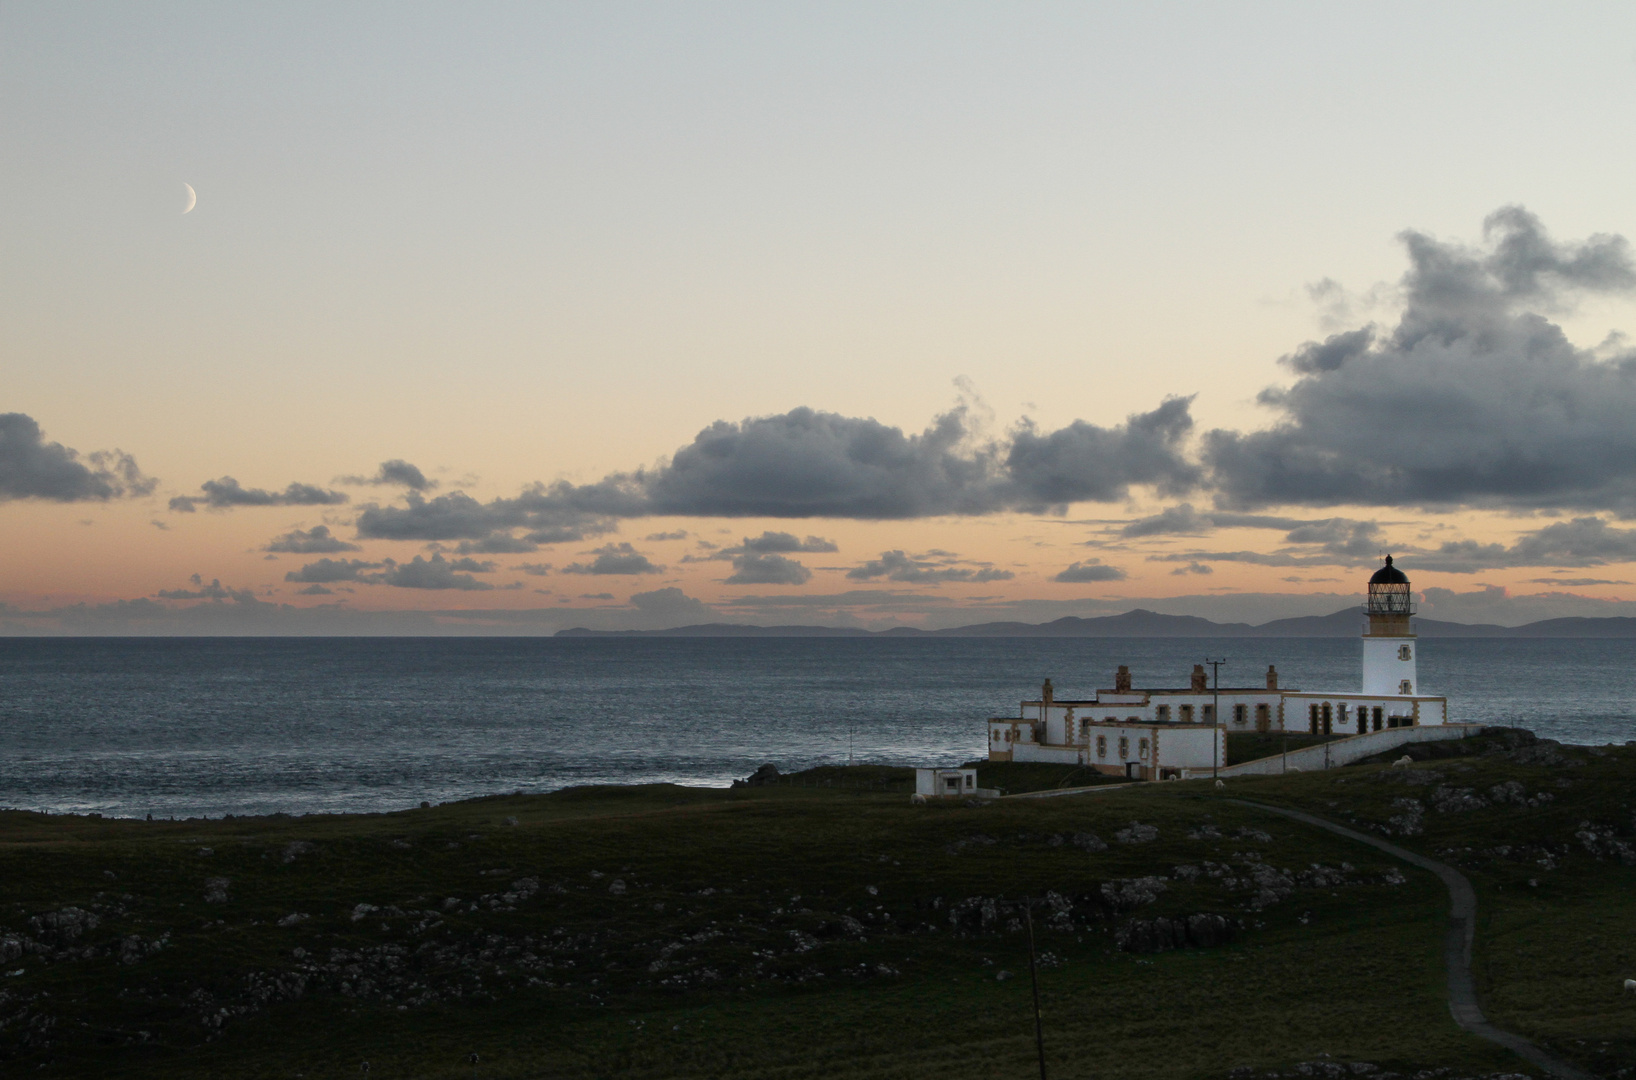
[1362,634,1418,696]
[1218,723,1477,777]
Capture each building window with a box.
[1155,705,1170,722]
[1096,735,1107,758]
[1233,704,1248,725]
[1180,705,1194,723]
[1118,736,1129,759]
[1138,738,1149,760]
[1398,644,1412,661]
[1309,703,1320,733]
[1080,719,1093,741]
[1372,706,1383,731]
[1399,679,1414,694]
[1201,704,1214,722]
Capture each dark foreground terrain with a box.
[2,731,1633,1079]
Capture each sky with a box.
[8,2,1636,633]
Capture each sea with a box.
[1,636,1632,820]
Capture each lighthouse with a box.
[1361,554,1417,697]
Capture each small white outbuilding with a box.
[915,767,977,798]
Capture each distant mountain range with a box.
[556,608,1636,639]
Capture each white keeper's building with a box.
[986,556,1454,780]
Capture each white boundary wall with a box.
[1217,723,1481,777]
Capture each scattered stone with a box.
[1101,877,1168,910]
[1430,786,1489,813]
[1116,912,1234,953]
[1386,798,1425,836]
[1115,822,1159,845]
[280,842,314,865]
[1071,831,1108,852]
[203,878,230,904]
[276,913,309,928]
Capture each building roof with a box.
[1369,554,1409,585]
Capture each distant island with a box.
[557,607,1636,638]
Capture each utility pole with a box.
[1025,901,1048,1080]
[1205,658,1226,780]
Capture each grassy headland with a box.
[1,730,1632,1079]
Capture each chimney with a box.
[1042,678,1054,706]
[1266,665,1278,691]
[1115,665,1132,693]
[1191,664,1207,693]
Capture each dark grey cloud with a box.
[284,558,384,584]
[157,576,248,601]
[580,592,615,600]
[1205,207,1636,513]
[516,562,553,576]
[1527,577,1629,586]
[1002,397,1199,510]
[0,413,155,502]
[1147,549,1355,569]
[1414,516,1636,573]
[724,553,813,585]
[295,584,334,595]
[170,477,348,513]
[265,525,360,554]
[731,531,839,554]
[1054,560,1127,583]
[1118,503,1363,539]
[645,530,690,541]
[339,460,437,491]
[354,488,623,546]
[846,550,1015,584]
[454,532,542,555]
[629,587,716,622]
[340,398,1198,550]
[561,543,663,576]
[377,554,496,590]
[1172,562,1214,576]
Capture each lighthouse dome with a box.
[1369,554,1409,585]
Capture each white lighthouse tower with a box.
[1361,554,1417,697]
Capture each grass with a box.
[2,735,1632,1079]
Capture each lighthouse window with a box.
[1399,679,1414,694]
[1118,736,1129,759]
[1155,705,1170,721]
[1138,738,1149,760]
[1096,735,1107,758]
[1398,644,1412,661]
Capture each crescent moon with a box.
[182,183,197,214]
